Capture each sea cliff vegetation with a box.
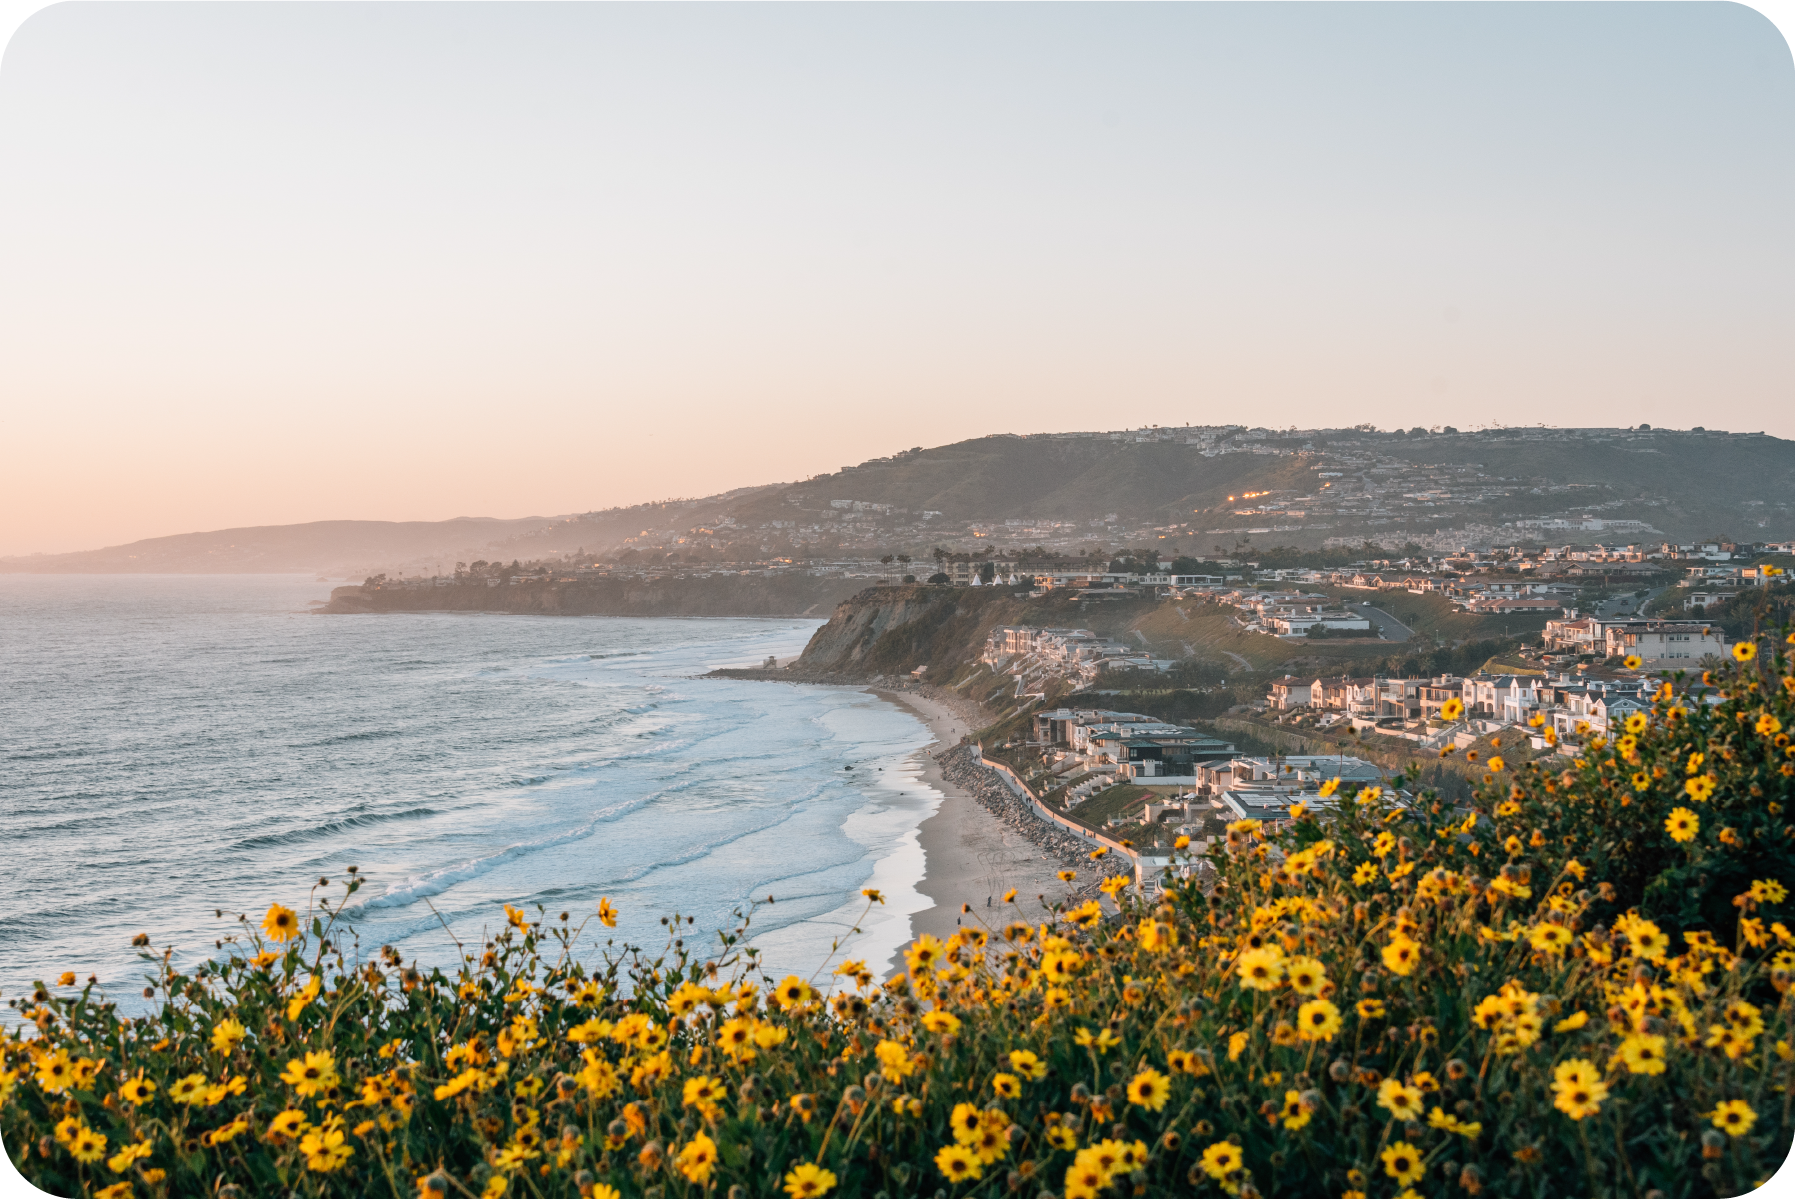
[5,639,1794,1199]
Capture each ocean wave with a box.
[2,746,89,763]
[608,809,810,887]
[297,728,403,749]
[353,774,835,919]
[235,806,442,850]
[345,794,662,915]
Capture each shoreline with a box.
[701,669,1082,979]
[867,686,1077,976]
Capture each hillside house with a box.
[1604,622,1726,665]
[1310,677,1378,713]
[1268,678,1318,710]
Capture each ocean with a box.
[0,575,938,1009]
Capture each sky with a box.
[0,2,1790,556]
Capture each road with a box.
[1355,603,1413,642]
[1594,585,1668,618]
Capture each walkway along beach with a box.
[868,688,1108,975]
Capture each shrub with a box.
[5,638,1793,1198]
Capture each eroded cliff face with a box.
[791,586,1026,678]
[795,589,947,671]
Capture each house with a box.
[1544,615,1599,651]
[1463,675,1544,722]
[1532,679,1649,738]
[1417,678,1465,721]
[1596,694,1649,729]
[1461,596,1564,615]
[948,554,1095,585]
[1268,678,1319,710]
[1116,729,1238,783]
[1205,755,1404,825]
[1545,616,1665,654]
[1375,678,1431,720]
[1310,677,1378,713]
[1605,622,1727,665]
[1269,611,1372,635]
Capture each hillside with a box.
[1310,585,1560,644]
[7,424,1788,574]
[772,583,1475,688]
[1364,426,1792,542]
[765,438,1319,523]
[316,573,863,618]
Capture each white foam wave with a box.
[348,794,659,914]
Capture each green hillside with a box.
[762,437,1319,524]
[1313,586,1558,644]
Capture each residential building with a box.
[1605,622,1727,665]
[1268,678,1318,710]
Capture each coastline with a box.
[868,686,1074,976]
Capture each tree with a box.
[928,572,951,585]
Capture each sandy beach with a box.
[871,686,1075,975]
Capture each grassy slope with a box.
[1127,599,1400,672]
[755,437,1325,525]
[735,428,1793,538]
[1065,783,1156,828]
[1314,586,1555,644]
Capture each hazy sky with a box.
[0,3,1790,556]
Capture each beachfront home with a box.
[1199,755,1405,828]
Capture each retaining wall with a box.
[976,745,1161,887]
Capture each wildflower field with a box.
[5,638,1794,1199]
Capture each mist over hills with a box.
[5,425,1789,577]
[0,516,575,578]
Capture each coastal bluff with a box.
[714,584,1037,681]
[314,573,863,618]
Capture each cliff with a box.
[314,574,864,618]
[778,585,1058,678]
